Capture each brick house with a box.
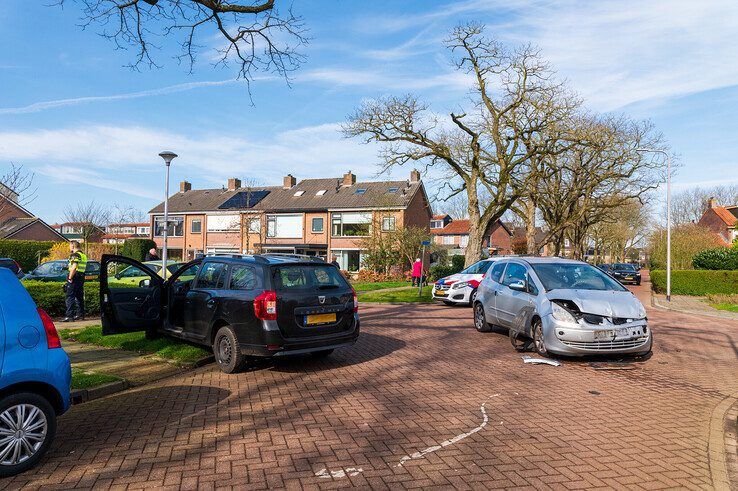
[431,217,512,255]
[148,170,432,271]
[102,222,152,245]
[51,222,106,243]
[697,197,738,245]
[0,191,66,242]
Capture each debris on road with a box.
[522,356,561,366]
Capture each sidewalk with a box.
[652,293,738,321]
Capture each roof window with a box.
[316,189,327,196]
[387,187,399,193]
[293,190,305,197]
[355,188,367,195]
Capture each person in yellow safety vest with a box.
[62,240,88,322]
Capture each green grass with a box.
[358,285,434,303]
[351,281,410,292]
[60,325,210,364]
[71,369,121,390]
[711,303,738,312]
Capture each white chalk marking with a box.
[394,394,499,468]
[315,467,364,479]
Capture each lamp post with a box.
[636,148,671,301]
[158,151,177,280]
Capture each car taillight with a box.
[254,290,278,321]
[352,288,359,313]
[37,308,61,349]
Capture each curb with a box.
[650,292,738,321]
[708,391,738,489]
[71,379,129,405]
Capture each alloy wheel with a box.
[533,320,547,355]
[0,404,48,467]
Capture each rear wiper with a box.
[317,285,339,290]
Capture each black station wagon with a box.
[100,253,360,373]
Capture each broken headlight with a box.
[636,302,647,319]
[551,302,577,324]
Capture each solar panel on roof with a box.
[219,190,270,209]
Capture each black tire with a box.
[473,302,491,332]
[310,349,334,358]
[213,325,247,374]
[469,289,478,307]
[636,280,641,286]
[0,392,57,478]
[532,317,548,356]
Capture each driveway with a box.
[5,277,737,489]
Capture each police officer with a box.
[62,240,87,322]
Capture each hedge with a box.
[47,242,116,262]
[0,240,59,271]
[22,281,101,317]
[121,238,157,262]
[650,270,738,296]
[692,247,738,270]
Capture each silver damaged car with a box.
[473,257,651,357]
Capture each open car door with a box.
[100,254,165,335]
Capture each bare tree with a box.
[669,185,738,226]
[58,0,308,89]
[345,23,573,266]
[108,203,142,254]
[64,201,110,253]
[0,163,37,222]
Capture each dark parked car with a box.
[0,258,23,278]
[23,260,101,282]
[0,268,71,477]
[607,263,641,285]
[100,254,360,373]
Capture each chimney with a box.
[343,171,356,187]
[707,196,718,210]
[283,174,296,189]
[410,169,421,183]
[179,181,192,193]
[227,178,241,191]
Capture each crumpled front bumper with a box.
[542,314,652,356]
[432,285,473,304]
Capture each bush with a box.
[451,254,466,272]
[120,238,156,262]
[354,269,405,283]
[0,239,58,271]
[46,242,116,262]
[692,247,738,270]
[22,280,100,317]
[429,264,455,281]
[649,224,723,270]
[650,270,738,296]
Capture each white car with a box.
[432,258,501,306]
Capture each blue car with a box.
[0,268,71,477]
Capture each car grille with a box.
[580,314,635,325]
[560,337,649,350]
[435,285,450,291]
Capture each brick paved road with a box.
[5,277,737,489]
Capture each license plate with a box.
[305,313,336,325]
[624,276,633,280]
[435,290,447,296]
[594,330,614,340]
[614,327,631,338]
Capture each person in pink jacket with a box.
[411,258,423,286]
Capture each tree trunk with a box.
[525,199,538,255]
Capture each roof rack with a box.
[258,253,326,263]
[204,252,269,263]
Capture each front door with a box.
[495,262,534,327]
[100,255,164,335]
[183,261,228,340]
[164,260,201,332]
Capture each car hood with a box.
[547,289,643,318]
[437,273,479,285]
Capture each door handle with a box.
[134,296,144,302]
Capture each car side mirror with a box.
[509,280,526,292]
[139,279,151,288]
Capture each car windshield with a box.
[272,265,350,290]
[612,263,637,271]
[531,262,626,292]
[461,260,493,275]
[33,261,65,275]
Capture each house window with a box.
[442,236,454,245]
[331,212,371,237]
[154,216,184,237]
[206,214,240,232]
[460,235,469,248]
[247,218,260,233]
[191,219,202,234]
[332,250,363,272]
[387,187,398,193]
[316,190,327,196]
[312,217,324,233]
[293,190,305,197]
[266,214,303,238]
[354,188,367,195]
[430,220,443,229]
[381,216,396,231]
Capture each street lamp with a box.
[636,148,671,301]
[159,151,177,280]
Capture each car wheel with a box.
[636,280,641,286]
[0,392,56,478]
[213,325,246,374]
[469,289,478,306]
[474,302,491,332]
[310,349,334,358]
[532,317,548,356]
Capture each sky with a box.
[1,0,737,223]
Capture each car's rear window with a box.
[272,265,350,291]
[0,259,19,273]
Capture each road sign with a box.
[421,240,430,246]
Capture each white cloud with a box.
[358,0,738,110]
[0,123,415,197]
